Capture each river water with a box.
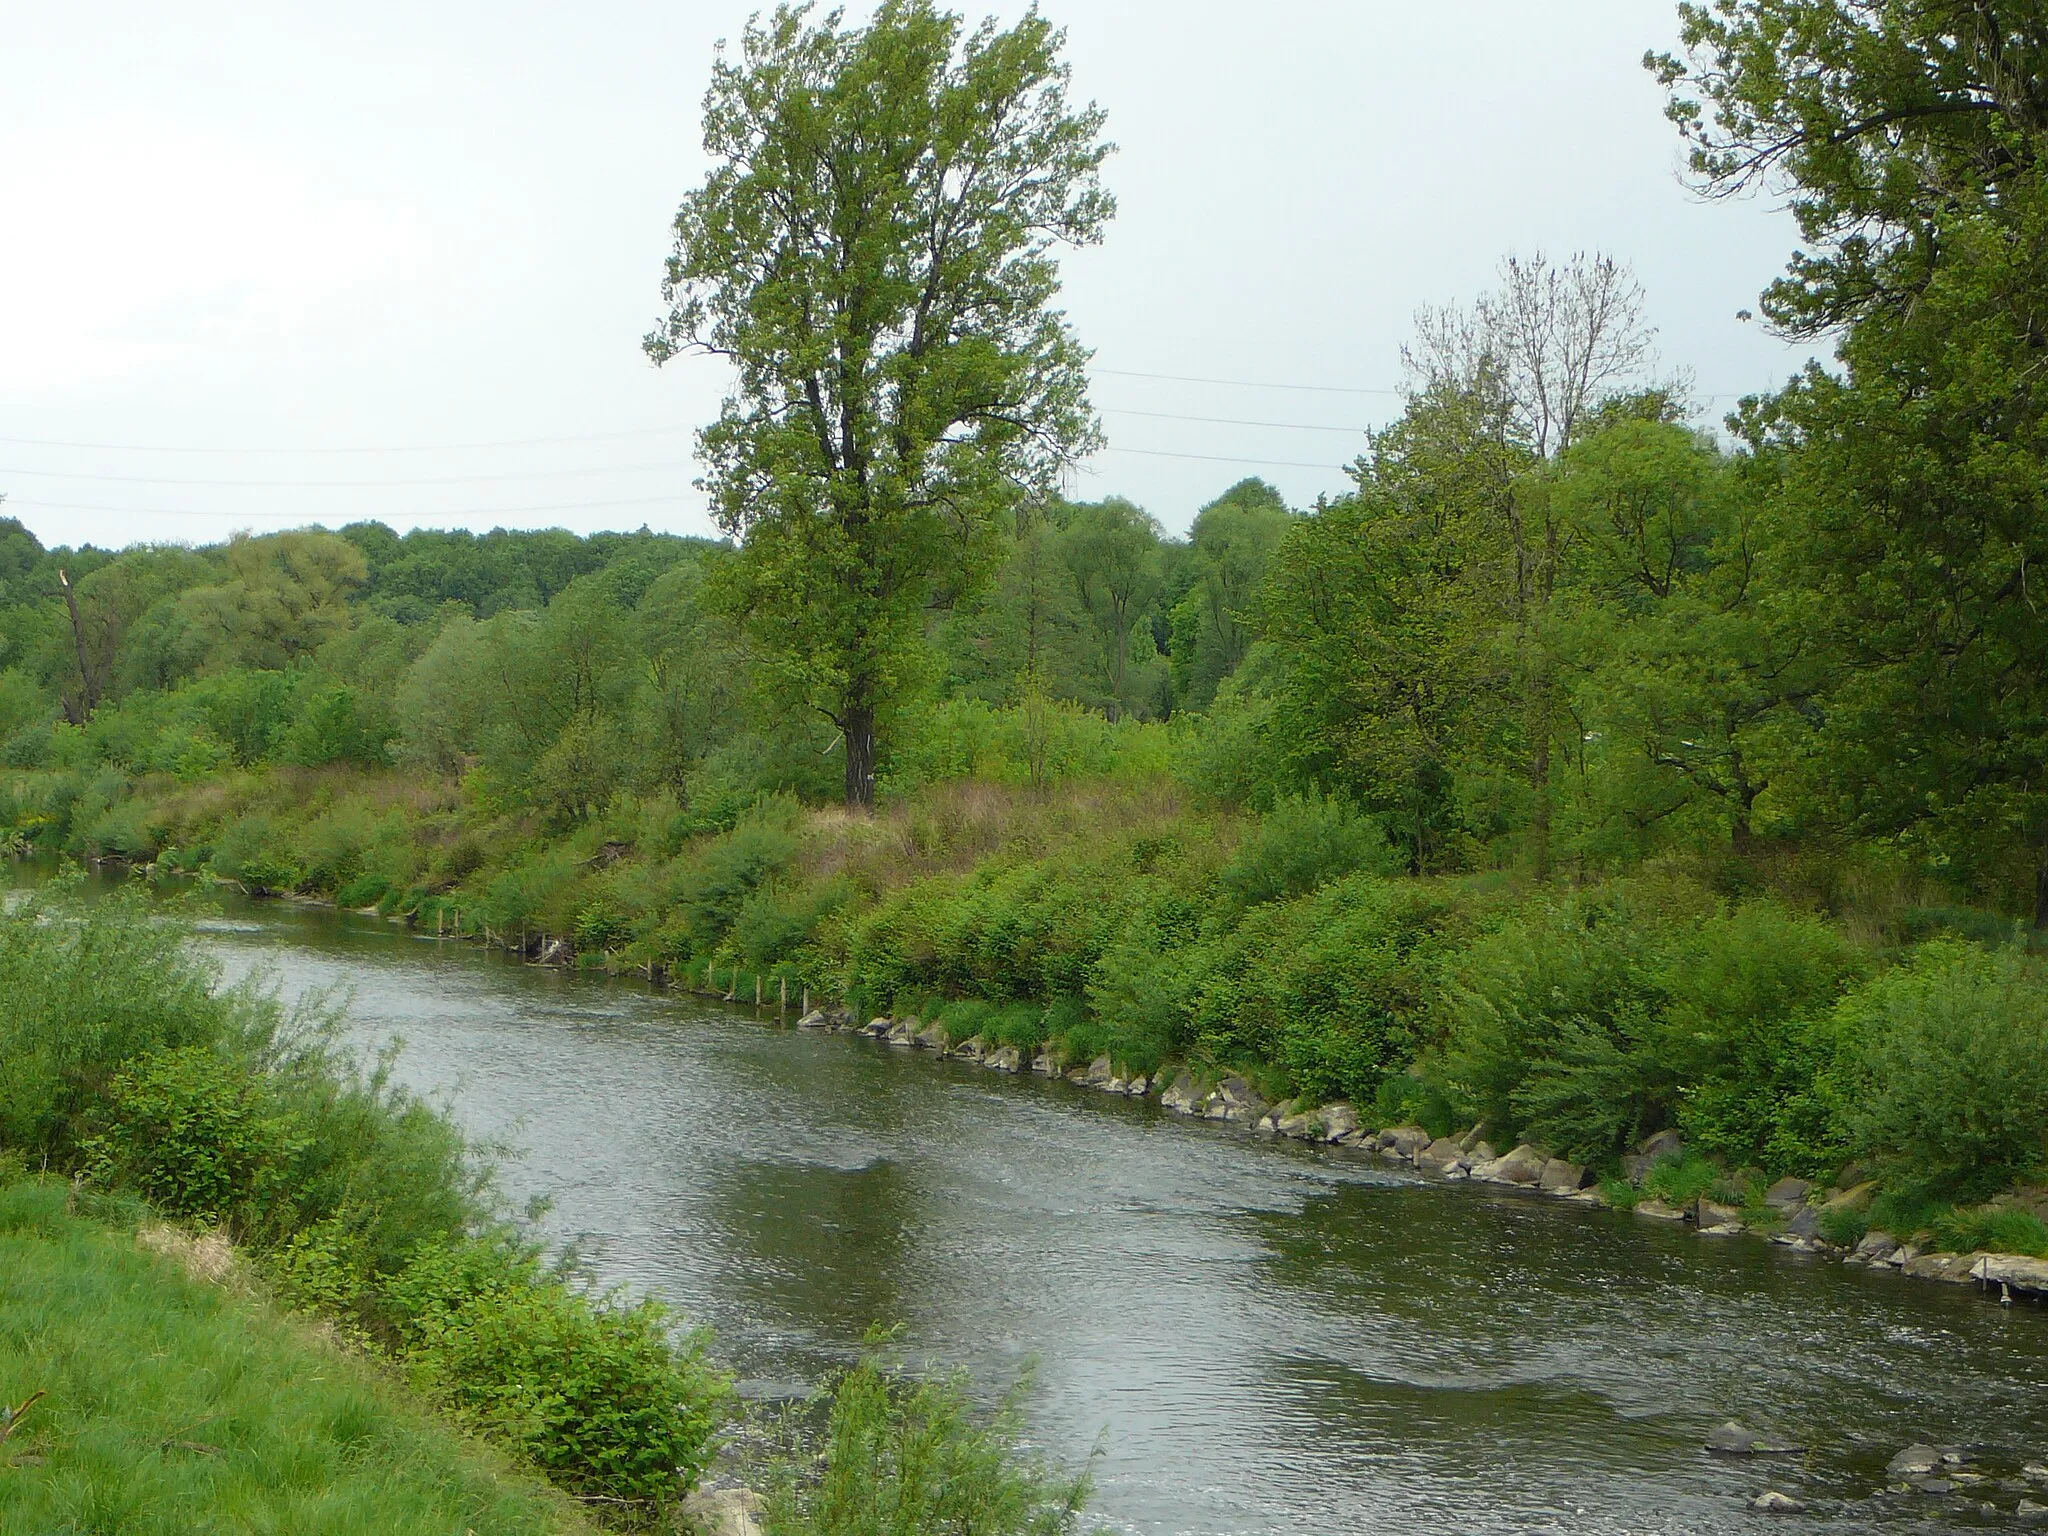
[79,888,2048,1532]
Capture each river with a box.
[94,888,2048,1532]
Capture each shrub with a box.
[0,887,235,1162]
[384,1237,725,1513]
[81,1047,307,1233]
[1843,940,2048,1201]
[1216,790,1399,911]
[768,1342,1090,1536]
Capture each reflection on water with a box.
[37,875,2048,1535]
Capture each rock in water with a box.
[1538,1157,1589,1193]
[1887,1444,1942,1478]
[1706,1422,1806,1455]
[1474,1143,1549,1186]
[1751,1490,1806,1512]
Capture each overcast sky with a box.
[2,1,1814,551]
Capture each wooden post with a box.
[802,986,810,1015]
[780,975,788,1014]
[754,974,762,1007]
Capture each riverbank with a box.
[783,999,2048,1307]
[0,1176,597,1535]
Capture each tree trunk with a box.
[57,569,99,723]
[842,702,876,809]
[2035,836,2048,932]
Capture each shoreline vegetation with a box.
[0,886,1095,1535]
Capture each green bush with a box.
[1217,790,1399,910]
[81,1047,307,1233]
[1844,940,2048,1201]
[384,1237,726,1514]
[0,887,235,1162]
[767,1342,1090,1536]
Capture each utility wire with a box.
[1095,366,1401,396]
[1098,445,1349,472]
[0,460,695,489]
[0,425,690,455]
[1104,407,1365,434]
[2,494,694,522]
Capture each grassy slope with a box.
[0,1180,594,1536]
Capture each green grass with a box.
[0,1179,592,1536]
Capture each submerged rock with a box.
[1635,1199,1686,1221]
[1706,1422,1805,1456]
[1751,1490,1806,1512]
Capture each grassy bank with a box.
[15,757,2048,1253]
[0,1176,596,1536]
[0,878,1103,1535]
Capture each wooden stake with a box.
[780,975,788,1014]
[755,974,763,1006]
[802,986,810,1014]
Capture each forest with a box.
[5,3,2048,1259]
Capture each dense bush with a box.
[385,1237,726,1511]
[1440,882,1863,1166]
[1842,941,2048,1201]
[1215,790,1400,911]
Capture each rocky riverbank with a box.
[796,1004,2048,1307]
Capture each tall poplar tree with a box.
[646,1,1113,806]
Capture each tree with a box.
[1061,497,1161,718]
[645,1,1113,806]
[1657,2,2048,922]
[1400,254,1657,877]
[1169,479,1291,710]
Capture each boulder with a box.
[1696,1197,1745,1228]
[1538,1158,1591,1194]
[1635,1199,1686,1221]
[1475,1144,1549,1186]
[1030,1052,1055,1076]
[1103,1076,1128,1094]
[864,1016,893,1038]
[954,1037,987,1063]
[1763,1176,1813,1211]
[1207,1076,1268,1123]
[1901,1251,1981,1284]
[1887,1445,1942,1479]
[885,1019,918,1047]
[1161,1073,1202,1115]
[1971,1253,2048,1295]
[1751,1491,1806,1513]
[2019,1498,2048,1521]
[1085,1054,1114,1087]
[1317,1102,1360,1142]
[1640,1128,1686,1159]
[915,1021,950,1052]
[1276,1110,1321,1141]
[1467,1140,1497,1165]
[1379,1125,1434,1162]
[987,1045,1022,1073]
[1064,1067,1090,1084]
[1854,1230,1900,1263]
[1418,1136,1468,1171]
[1127,1074,1149,1097]
[796,1009,832,1030]
[1700,1221,1746,1237]
[1823,1179,1878,1213]
[1457,1124,1490,1153]
[1780,1204,1823,1241]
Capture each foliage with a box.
[1840,940,2048,1202]
[645,0,1114,804]
[767,1340,1090,1536]
[385,1237,726,1513]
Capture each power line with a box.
[0,425,690,455]
[1095,366,1401,396]
[3,493,694,522]
[0,460,695,489]
[1097,445,1350,472]
[1103,406,1365,434]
